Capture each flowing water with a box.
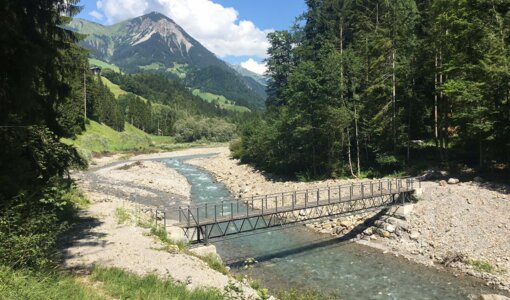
[163,156,503,300]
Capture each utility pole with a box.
[84,70,87,125]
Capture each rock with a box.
[448,178,460,184]
[377,228,391,238]
[477,295,510,300]
[386,217,399,225]
[473,176,484,183]
[384,224,396,233]
[439,180,448,187]
[364,227,374,235]
[410,231,420,241]
[339,220,353,228]
[335,227,347,235]
[394,204,414,220]
[189,244,221,261]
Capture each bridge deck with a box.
[170,177,419,243]
[177,188,414,228]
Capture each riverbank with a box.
[185,147,510,292]
[67,147,261,299]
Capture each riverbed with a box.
[163,155,504,300]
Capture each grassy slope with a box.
[0,266,222,300]
[101,76,127,98]
[62,120,153,156]
[89,58,121,73]
[192,89,251,113]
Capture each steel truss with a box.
[179,190,413,244]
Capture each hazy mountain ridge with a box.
[69,12,266,110]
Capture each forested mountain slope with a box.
[68,12,266,110]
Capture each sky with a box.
[76,0,307,74]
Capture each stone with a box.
[339,220,353,228]
[448,178,460,184]
[473,176,484,183]
[439,180,448,187]
[189,244,221,261]
[394,204,414,220]
[386,217,399,225]
[377,228,391,238]
[335,227,346,235]
[384,224,396,233]
[413,188,424,196]
[410,231,420,241]
[364,227,374,235]
[477,294,510,300]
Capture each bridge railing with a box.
[174,177,419,228]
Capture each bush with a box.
[0,178,86,270]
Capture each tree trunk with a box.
[346,128,356,178]
[392,48,397,152]
[354,103,361,178]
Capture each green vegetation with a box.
[91,267,223,299]
[0,266,227,300]
[115,207,131,224]
[89,58,121,73]
[174,116,237,143]
[467,259,496,274]
[139,62,165,71]
[193,89,251,113]
[0,266,103,300]
[167,63,188,79]
[62,120,152,159]
[235,0,510,179]
[101,76,127,98]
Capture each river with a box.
[163,155,501,300]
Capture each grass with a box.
[115,207,131,224]
[0,265,225,300]
[467,259,496,274]
[166,63,188,79]
[100,76,127,98]
[62,120,153,158]
[192,89,251,113]
[89,58,121,73]
[0,266,104,300]
[91,266,223,300]
[139,63,165,71]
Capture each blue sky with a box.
[75,0,306,72]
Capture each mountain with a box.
[230,65,268,87]
[68,12,266,110]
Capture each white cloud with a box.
[240,58,267,75]
[94,0,271,58]
[89,10,104,20]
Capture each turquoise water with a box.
[163,156,503,300]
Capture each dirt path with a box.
[64,147,259,299]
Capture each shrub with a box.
[174,117,236,143]
[0,178,86,270]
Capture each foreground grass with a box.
[0,266,103,300]
[0,266,225,300]
[91,266,223,300]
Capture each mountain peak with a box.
[142,11,171,22]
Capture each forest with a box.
[234,0,510,179]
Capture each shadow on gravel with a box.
[57,213,105,273]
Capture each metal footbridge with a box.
[169,177,419,244]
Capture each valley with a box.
[2,1,509,300]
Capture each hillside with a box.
[68,13,266,110]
